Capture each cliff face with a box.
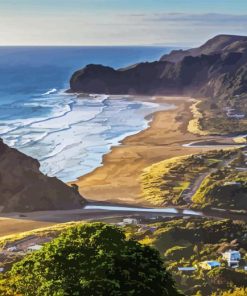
[70,35,247,99]
[0,139,85,212]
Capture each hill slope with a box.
[0,139,85,212]
[70,35,247,99]
[160,34,247,62]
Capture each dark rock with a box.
[69,34,247,100]
[0,139,86,212]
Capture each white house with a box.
[222,250,241,267]
[0,268,4,273]
[122,218,138,225]
[27,244,43,252]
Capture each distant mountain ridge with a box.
[70,35,247,99]
[0,139,85,212]
[160,34,247,62]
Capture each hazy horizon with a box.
[0,0,246,46]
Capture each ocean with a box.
[0,46,174,182]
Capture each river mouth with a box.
[84,204,203,217]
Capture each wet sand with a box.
[73,96,224,205]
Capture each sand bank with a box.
[73,96,225,205]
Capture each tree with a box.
[2,223,182,296]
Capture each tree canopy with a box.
[1,222,182,296]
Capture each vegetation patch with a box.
[192,151,247,210]
[187,100,210,136]
[194,95,247,135]
[0,223,182,296]
[127,217,247,296]
[141,150,237,207]
[1,218,247,296]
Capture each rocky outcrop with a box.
[0,139,86,212]
[69,35,247,99]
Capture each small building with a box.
[178,267,196,272]
[222,250,241,267]
[199,261,221,270]
[27,245,43,252]
[122,218,138,225]
[0,268,4,273]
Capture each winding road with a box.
[181,155,238,204]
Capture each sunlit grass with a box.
[187,100,209,136]
[0,221,85,248]
[140,150,238,206]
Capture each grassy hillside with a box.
[127,218,247,296]
[141,150,237,207]
[192,152,247,210]
[1,218,247,296]
[189,95,247,136]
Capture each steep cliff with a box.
[0,139,86,212]
[69,35,247,99]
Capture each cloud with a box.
[118,12,247,45]
[139,12,247,25]
[0,10,246,45]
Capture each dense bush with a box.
[192,168,247,210]
[212,287,247,296]
[208,268,247,289]
[129,217,247,296]
[0,223,182,296]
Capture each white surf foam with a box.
[1,92,175,182]
[42,88,57,95]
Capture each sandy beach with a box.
[0,96,238,237]
[73,96,224,205]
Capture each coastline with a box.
[72,96,227,205]
[0,96,241,237]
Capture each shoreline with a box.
[72,96,230,205]
[0,95,240,237]
[65,94,175,182]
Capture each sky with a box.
[0,0,246,46]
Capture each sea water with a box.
[0,46,175,182]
